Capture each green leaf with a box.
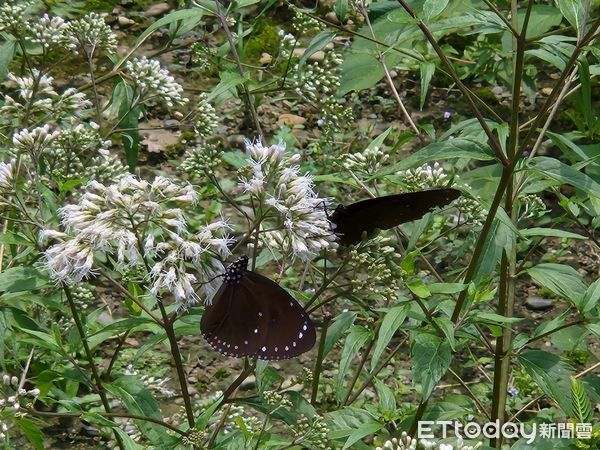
[0,266,49,293]
[528,156,600,199]
[371,304,410,370]
[475,312,524,325]
[406,278,431,298]
[570,376,593,423]
[433,316,456,351]
[419,62,435,110]
[0,231,34,246]
[136,8,204,45]
[343,420,384,449]
[113,428,145,450]
[374,138,496,177]
[0,39,17,82]
[411,332,452,400]
[579,279,600,314]
[518,350,574,416]
[207,71,247,105]
[195,396,222,429]
[526,263,587,305]
[334,0,349,23]
[520,227,587,240]
[324,310,357,357]
[428,283,466,294]
[81,412,119,427]
[299,31,336,68]
[337,325,372,403]
[374,378,396,414]
[423,0,450,23]
[556,0,584,36]
[16,417,45,450]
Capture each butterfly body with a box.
[200,256,316,360]
[330,188,461,245]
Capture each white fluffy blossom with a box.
[397,162,450,190]
[0,161,14,191]
[12,125,60,156]
[239,140,336,260]
[375,433,482,450]
[124,56,188,108]
[43,175,232,307]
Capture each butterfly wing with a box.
[243,271,316,360]
[200,282,269,358]
[331,188,460,245]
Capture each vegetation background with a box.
[0,0,598,448]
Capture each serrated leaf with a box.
[518,350,574,417]
[406,278,431,298]
[433,316,456,351]
[526,263,587,306]
[136,8,204,45]
[374,378,396,414]
[571,377,593,423]
[411,332,452,400]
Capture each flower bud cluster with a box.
[193,93,218,138]
[65,12,117,54]
[278,30,297,59]
[264,390,292,408]
[180,143,223,178]
[0,1,33,35]
[292,414,330,449]
[191,42,214,71]
[398,162,449,190]
[0,372,40,415]
[124,56,188,108]
[292,8,325,34]
[27,14,68,51]
[124,364,176,399]
[343,146,389,174]
[519,194,547,220]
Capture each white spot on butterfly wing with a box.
[299,332,303,339]
[261,346,266,352]
[285,346,289,351]
[303,324,307,331]
[254,328,258,334]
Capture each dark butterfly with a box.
[330,188,461,246]
[200,255,316,360]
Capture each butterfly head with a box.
[223,255,249,285]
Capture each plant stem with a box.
[214,1,263,138]
[62,284,125,450]
[311,314,331,404]
[394,0,509,167]
[156,301,195,429]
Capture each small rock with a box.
[309,51,325,62]
[118,16,135,27]
[278,113,306,126]
[259,52,272,65]
[145,2,171,17]
[163,119,180,129]
[541,87,552,95]
[325,12,339,24]
[524,296,554,311]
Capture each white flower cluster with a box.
[193,93,218,138]
[398,162,449,190]
[343,145,390,174]
[376,433,482,450]
[239,140,336,260]
[278,30,297,59]
[45,123,127,185]
[12,124,60,158]
[292,8,325,34]
[292,51,353,135]
[454,196,486,228]
[519,194,548,220]
[0,161,15,192]
[0,1,32,34]
[1,71,91,123]
[191,42,213,71]
[65,12,118,54]
[27,14,68,51]
[292,414,330,449]
[124,56,188,108]
[0,373,40,414]
[43,175,232,307]
[180,143,223,178]
[264,390,292,408]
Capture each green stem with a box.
[62,284,125,450]
[311,315,331,404]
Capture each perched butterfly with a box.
[200,255,316,360]
[329,188,461,246]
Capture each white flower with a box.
[239,140,336,261]
[28,14,68,51]
[12,125,60,155]
[43,175,229,308]
[0,161,14,190]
